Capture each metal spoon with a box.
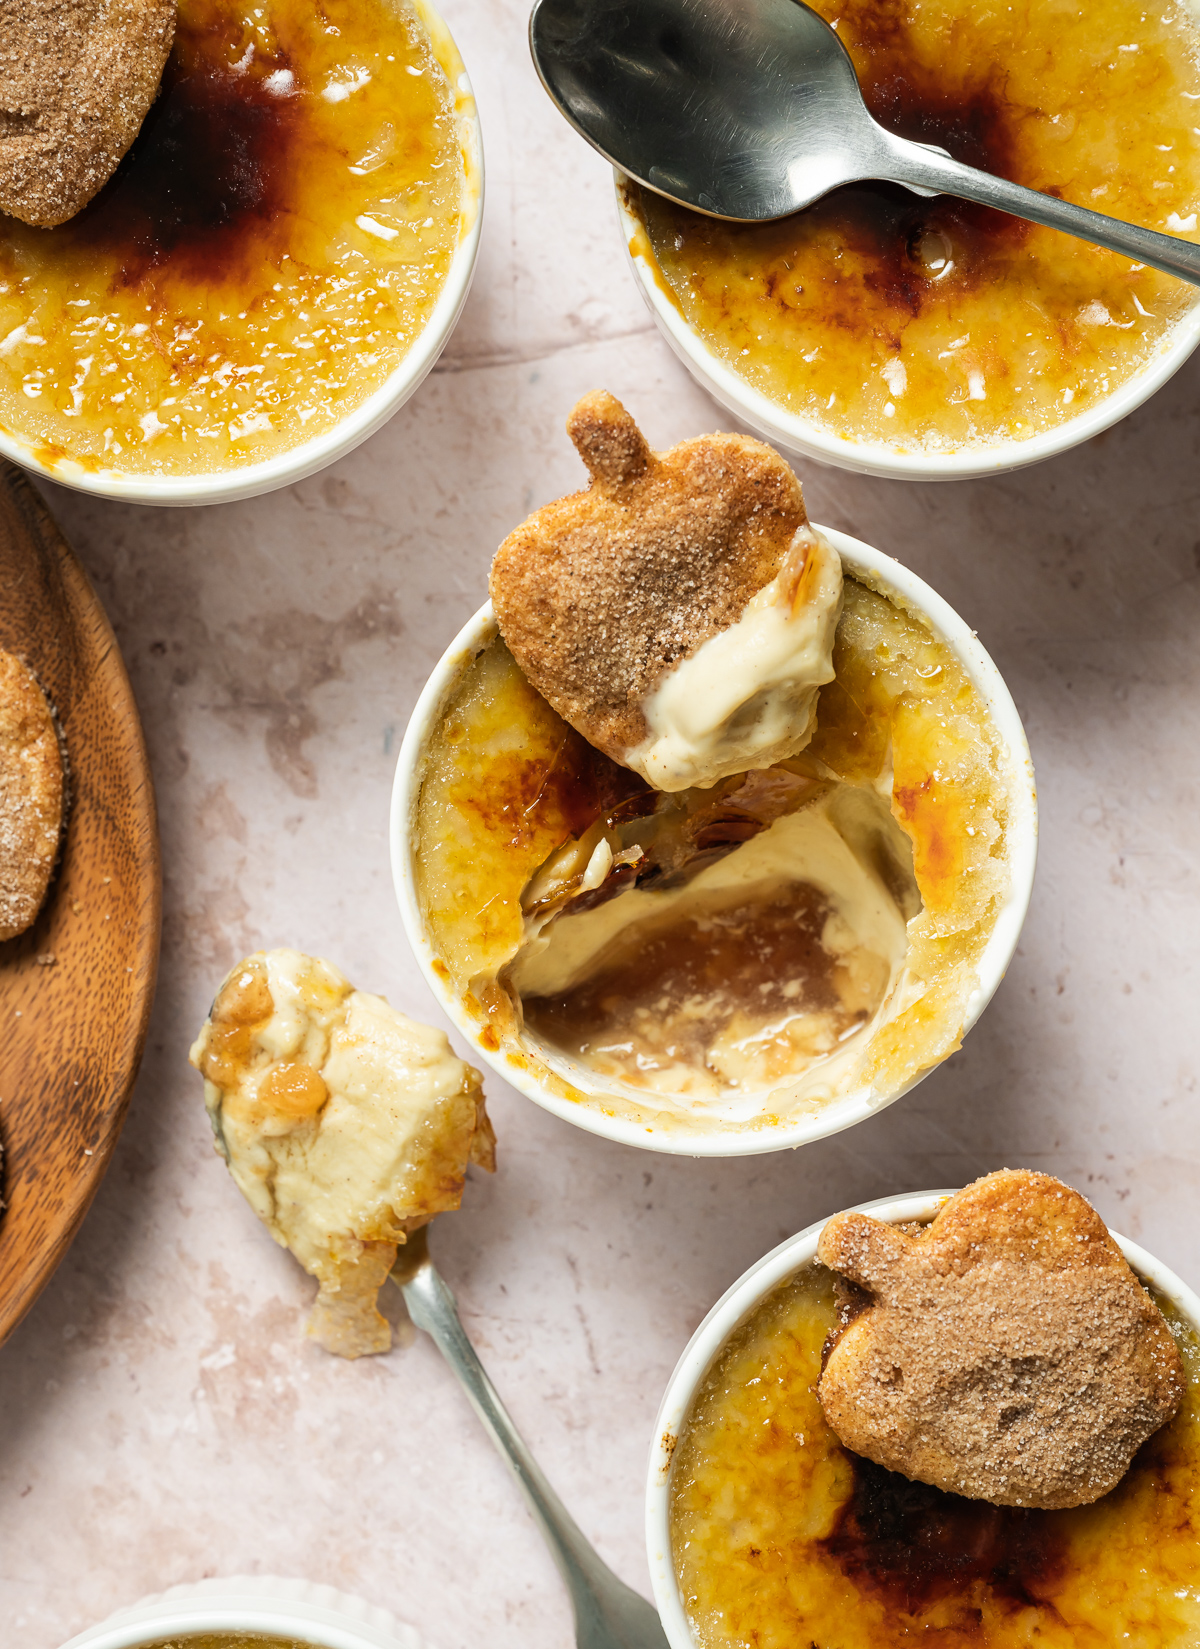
[390,1228,669,1649]
[530,0,1200,287]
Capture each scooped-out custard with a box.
[190,948,494,1357]
[669,1254,1200,1649]
[0,0,469,476]
[630,0,1200,454]
[412,569,1013,1138]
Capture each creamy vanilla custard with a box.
[627,526,844,792]
[670,1259,1200,1649]
[190,947,493,1356]
[0,0,466,476]
[413,573,1012,1138]
[632,0,1200,453]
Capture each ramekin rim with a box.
[0,0,484,508]
[56,1574,426,1649]
[613,176,1200,483]
[389,524,1037,1157]
[643,1188,1200,1649]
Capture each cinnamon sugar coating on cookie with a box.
[488,391,808,763]
[0,649,66,940]
[0,0,175,227]
[817,1169,1185,1509]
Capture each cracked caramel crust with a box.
[0,648,66,941]
[488,390,808,764]
[0,0,176,226]
[816,1170,1185,1509]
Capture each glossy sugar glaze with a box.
[671,1260,1200,1648]
[636,0,1200,453]
[0,0,463,475]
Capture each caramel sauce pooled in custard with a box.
[671,1261,1200,1649]
[635,0,1200,451]
[522,880,893,1090]
[0,0,464,475]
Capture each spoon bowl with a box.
[531,0,870,219]
[531,0,1200,285]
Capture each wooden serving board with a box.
[0,463,160,1346]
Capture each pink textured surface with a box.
[1,0,1199,1643]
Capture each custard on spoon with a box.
[191,948,494,1357]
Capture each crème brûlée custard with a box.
[629,0,1200,454]
[412,395,1016,1140]
[190,948,494,1357]
[670,1178,1200,1649]
[0,0,471,477]
[141,1640,308,1649]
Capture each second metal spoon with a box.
[530,0,1200,287]
[391,1229,668,1649]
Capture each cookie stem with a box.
[566,390,650,487]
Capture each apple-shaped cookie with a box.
[817,1169,1185,1508]
[0,648,67,940]
[490,391,841,791]
[0,0,175,227]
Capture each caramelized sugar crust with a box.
[803,578,1008,1095]
[818,1171,1184,1508]
[415,574,1010,1131]
[0,0,463,475]
[489,391,808,759]
[670,1259,1200,1649]
[0,0,175,227]
[635,0,1200,451]
[415,635,650,1011]
[0,649,66,941]
[140,1638,311,1649]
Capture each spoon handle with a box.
[393,1253,669,1649]
[879,132,1200,287]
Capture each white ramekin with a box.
[615,178,1200,483]
[58,1575,426,1649]
[0,0,483,508]
[645,1189,1200,1649]
[390,525,1038,1158]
